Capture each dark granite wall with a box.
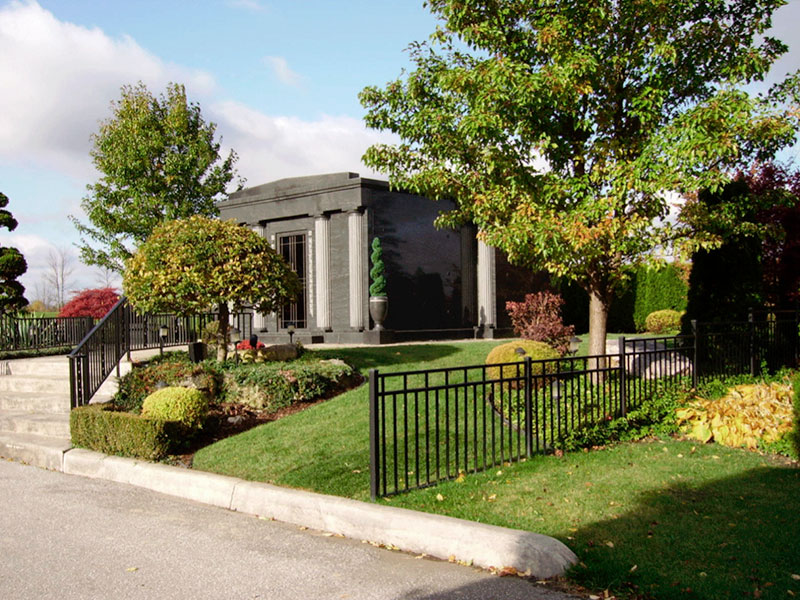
[368,191,463,330]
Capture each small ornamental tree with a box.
[0,192,28,315]
[123,216,301,360]
[506,292,575,355]
[58,288,120,319]
[369,237,387,297]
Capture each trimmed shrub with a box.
[70,403,177,460]
[141,386,209,429]
[485,340,560,387]
[632,264,689,331]
[644,309,683,334]
[506,291,575,355]
[221,358,354,411]
[113,352,220,413]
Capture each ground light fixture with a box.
[158,324,169,356]
[287,324,296,345]
[569,336,582,356]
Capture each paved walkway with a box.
[0,460,581,600]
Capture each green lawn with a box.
[192,339,800,599]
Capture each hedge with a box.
[70,403,180,460]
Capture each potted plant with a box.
[369,237,388,330]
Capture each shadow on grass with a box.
[567,465,800,599]
[315,343,464,372]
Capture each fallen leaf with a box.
[436,493,444,502]
[792,574,800,581]
[630,565,638,573]
[606,541,615,548]
[126,567,138,573]
[498,566,518,577]
[487,493,497,502]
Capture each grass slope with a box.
[193,339,800,599]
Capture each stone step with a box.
[0,411,70,437]
[0,374,70,395]
[0,356,71,377]
[0,391,70,414]
[0,431,71,471]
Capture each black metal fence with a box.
[369,320,797,498]
[68,298,253,408]
[0,315,94,351]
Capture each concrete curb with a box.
[62,448,577,578]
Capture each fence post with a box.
[619,336,627,418]
[368,368,379,501]
[81,353,90,408]
[524,356,533,458]
[748,309,756,376]
[691,320,699,389]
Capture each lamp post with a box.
[287,324,296,345]
[568,336,582,356]
[158,324,168,357]
[230,327,241,363]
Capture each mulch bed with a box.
[168,372,364,468]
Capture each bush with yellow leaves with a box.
[675,381,794,451]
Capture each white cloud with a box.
[211,100,396,185]
[264,55,305,88]
[0,0,215,179]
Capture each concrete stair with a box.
[0,355,130,470]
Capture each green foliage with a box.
[123,216,300,360]
[221,358,353,411]
[113,352,220,413]
[361,0,798,354]
[72,82,241,272]
[485,340,560,384]
[632,264,688,331]
[70,403,177,460]
[644,309,684,334]
[0,192,27,315]
[141,386,209,429]
[0,346,71,360]
[369,237,387,297]
[558,383,687,451]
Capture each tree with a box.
[0,192,27,315]
[682,162,800,324]
[58,288,120,319]
[44,246,75,309]
[360,0,799,354]
[72,82,241,272]
[123,216,301,360]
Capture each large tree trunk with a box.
[217,301,229,362]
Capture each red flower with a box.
[236,340,265,350]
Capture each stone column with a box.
[460,225,477,325]
[348,210,365,330]
[477,238,496,328]
[251,224,268,331]
[314,215,331,330]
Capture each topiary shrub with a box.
[369,237,387,297]
[505,292,575,355]
[113,352,220,413]
[141,386,209,429]
[70,403,178,460]
[644,309,683,334]
[485,340,561,387]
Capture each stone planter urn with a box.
[369,296,389,330]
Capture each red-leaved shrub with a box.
[58,288,119,318]
[506,291,575,355]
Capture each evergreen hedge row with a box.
[70,404,180,460]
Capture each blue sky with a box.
[0,0,798,300]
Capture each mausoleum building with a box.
[218,172,534,344]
